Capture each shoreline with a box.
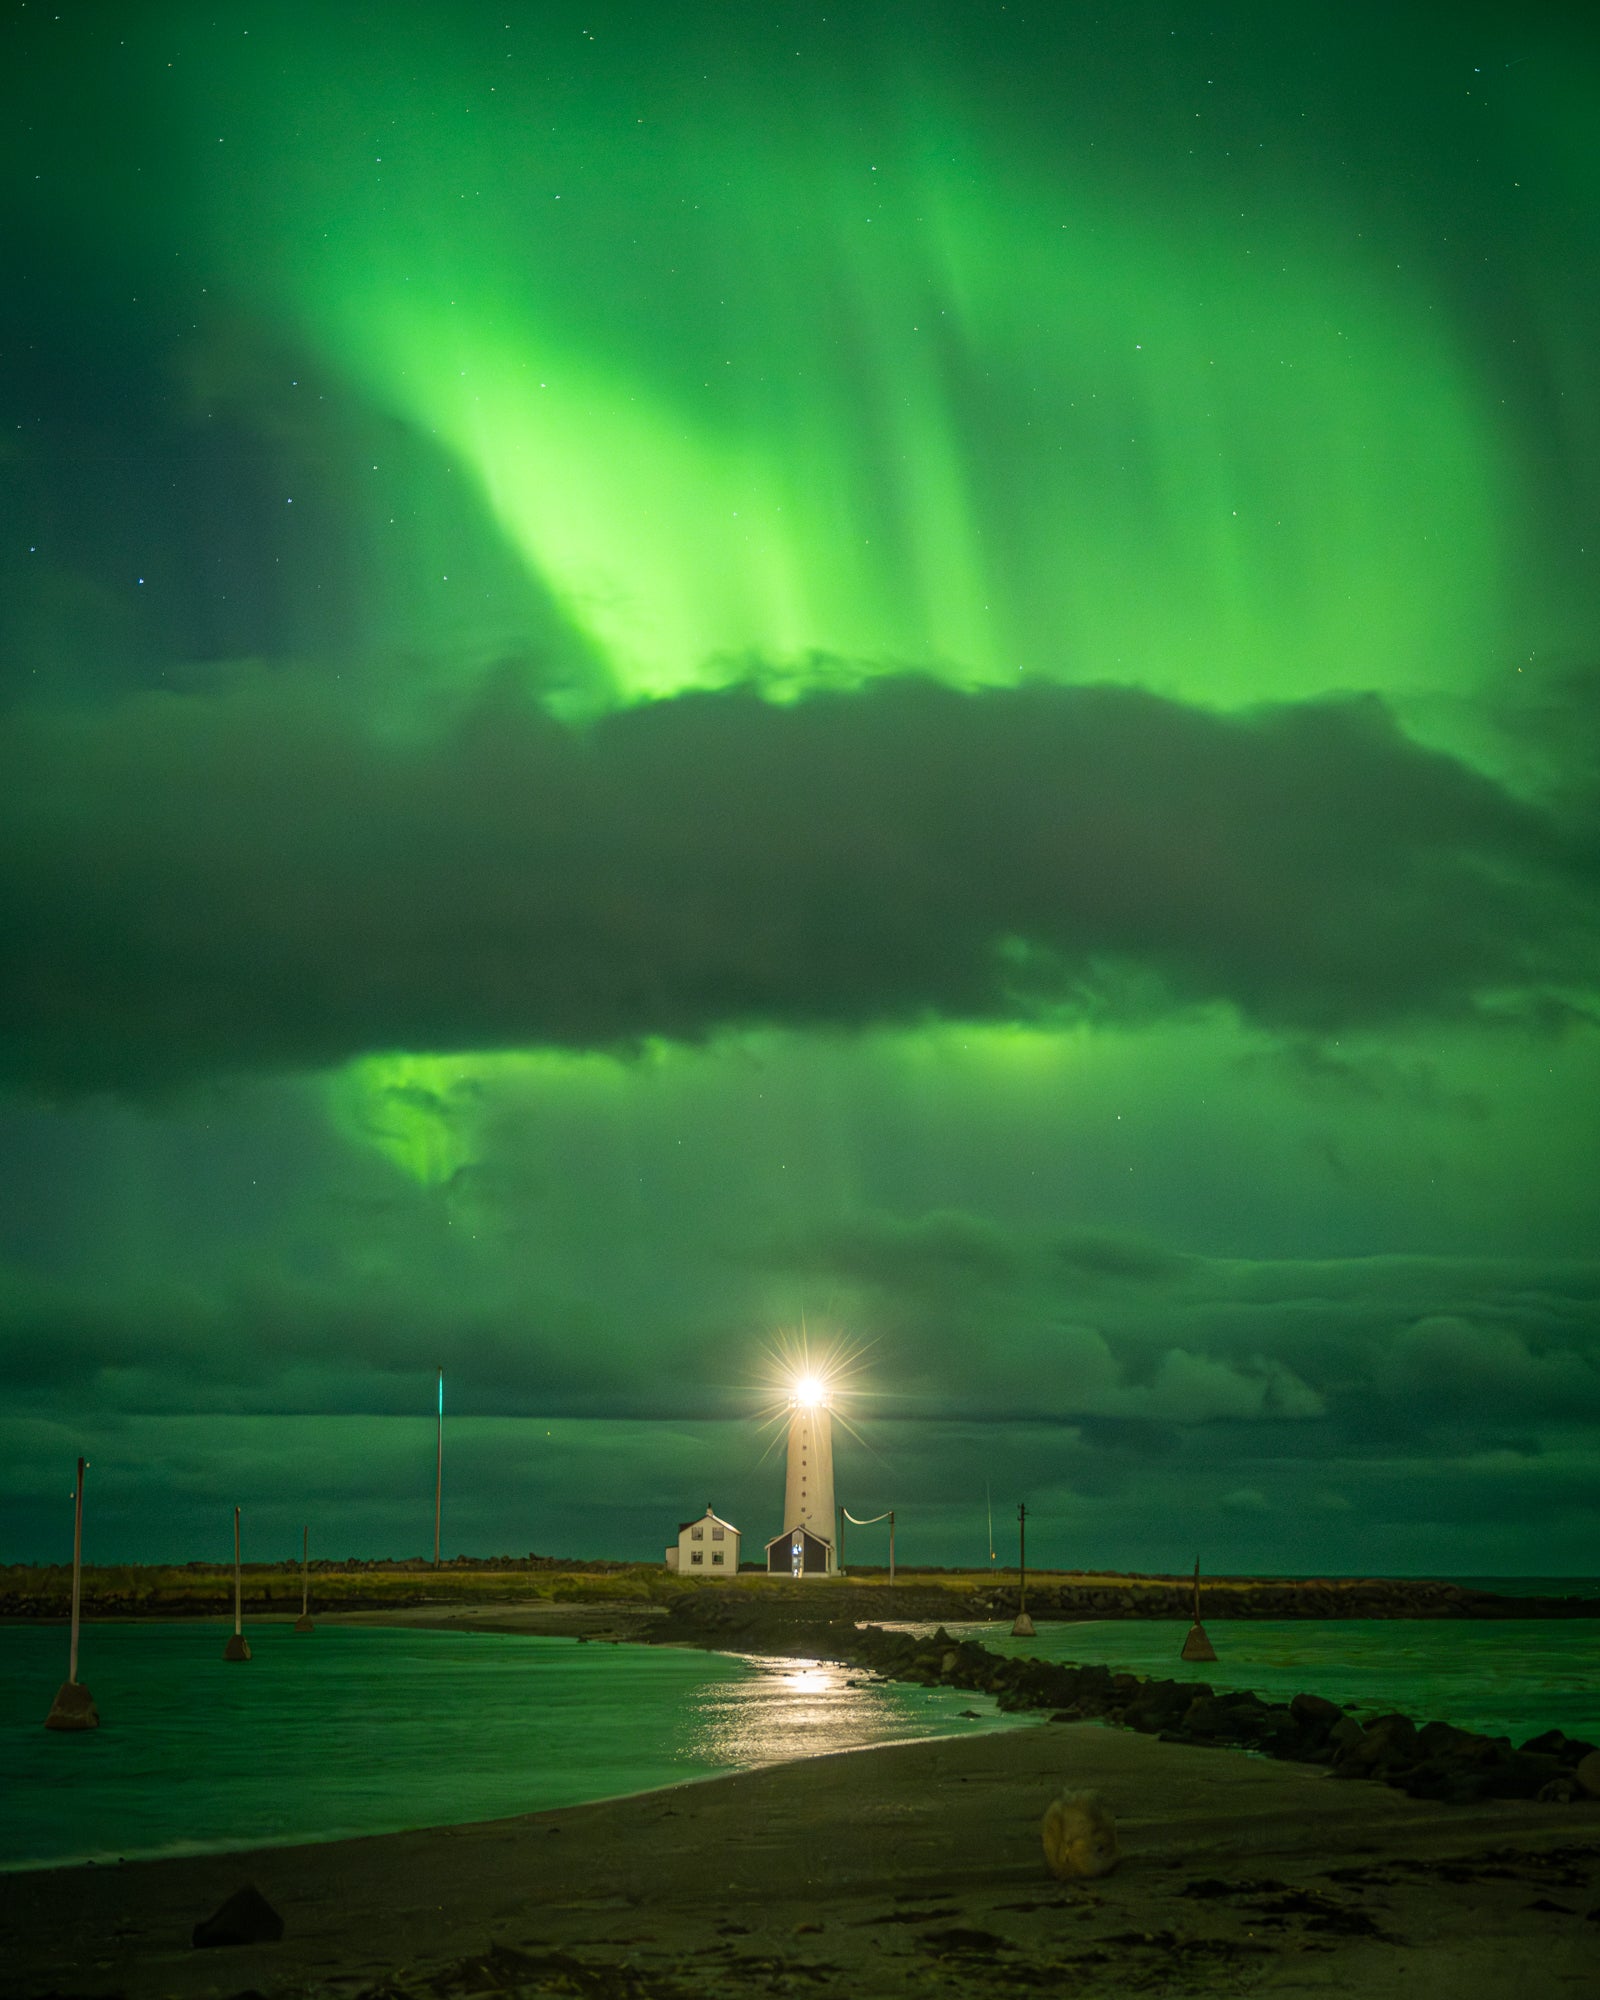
[4,1707,1596,1998]
[652,1589,1600,1807]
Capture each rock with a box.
[1041,1790,1119,1880]
[1538,1775,1583,1804]
[1415,1719,1481,1759]
[1290,1691,1344,1731]
[1339,1713,1418,1772]
[192,1884,284,1949]
[1575,1750,1600,1798]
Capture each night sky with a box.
[3,1,1597,1574]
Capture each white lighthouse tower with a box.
[766,1374,837,1576]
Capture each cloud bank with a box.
[3,674,1591,1092]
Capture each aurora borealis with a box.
[3,0,1597,1573]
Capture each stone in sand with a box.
[191,1884,284,1949]
[223,1634,251,1661]
[44,1681,99,1731]
[1041,1788,1120,1879]
[1180,1622,1217,1662]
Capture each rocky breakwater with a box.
[656,1589,1600,1809]
[967,1575,1600,1621]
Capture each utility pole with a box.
[434,1366,444,1568]
[1012,1501,1035,1637]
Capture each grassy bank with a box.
[5,1563,1597,1622]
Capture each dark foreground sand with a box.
[4,1717,1597,2000]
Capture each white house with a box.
[665,1504,740,1574]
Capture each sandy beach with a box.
[5,1694,1597,1999]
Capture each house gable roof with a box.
[678,1509,741,1536]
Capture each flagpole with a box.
[434,1367,443,1568]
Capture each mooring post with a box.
[45,1458,98,1729]
[1011,1500,1035,1637]
[223,1505,251,1660]
[1181,1553,1217,1662]
[68,1456,84,1684]
[295,1522,314,1632]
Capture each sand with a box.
[4,1711,1597,1998]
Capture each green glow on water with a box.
[972,1619,1600,1746]
[1,1622,1017,1871]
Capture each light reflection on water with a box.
[887,1619,1600,1744]
[0,1624,1020,1871]
[687,1654,997,1769]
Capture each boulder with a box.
[1576,1749,1600,1798]
[192,1884,284,1949]
[1041,1790,1119,1880]
[1339,1713,1418,1772]
[1290,1691,1344,1731]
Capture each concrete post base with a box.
[293,1616,315,1633]
[222,1634,252,1661]
[1011,1611,1036,1637]
[1181,1621,1217,1662]
[44,1680,99,1730]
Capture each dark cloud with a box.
[2,673,1592,1093]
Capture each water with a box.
[932,1620,1600,1745]
[1,1621,1019,1872]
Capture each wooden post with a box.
[295,1522,314,1632]
[223,1506,250,1659]
[68,1456,85,1684]
[434,1366,443,1568]
[45,1459,97,1729]
[888,1509,895,1586]
[1181,1553,1217,1662]
[1011,1501,1035,1637]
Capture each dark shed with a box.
[765,1527,833,1576]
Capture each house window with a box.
[690,1551,703,1565]
[712,1551,724,1565]
[711,1525,724,1540]
[690,1525,703,1540]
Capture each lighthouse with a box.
[766,1374,837,1575]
